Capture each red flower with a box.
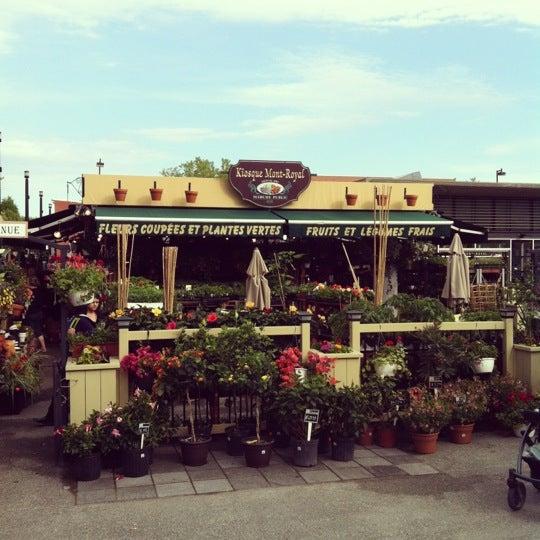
[384,339,395,347]
[186,311,196,320]
[165,321,177,330]
[507,392,516,404]
[396,336,403,344]
[206,312,218,324]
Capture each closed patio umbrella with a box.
[245,248,271,310]
[441,233,470,307]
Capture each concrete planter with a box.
[65,358,122,424]
[310,349,362,387]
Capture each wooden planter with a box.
[65,358,122,424]
[309,349,362,388]
[513,344,540,393]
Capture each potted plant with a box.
[185,182,198,203]
[345,187,357,206]
[117,389,166,476]
[468,340,497,374]
[149,181,163,201]
[372,338,408,379]
[120,345,162,392]
[328,385,368,461]
[88,403,125,469]
[58,422,101,481]
[48,255,107,306]
[440,379,488,444]
[74,345,107,365]
[404,193,418,206]
[403,387,451,454]
[113,180,127,202]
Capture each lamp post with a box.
[24,170,30,220]
[96,158,104,175]
[39,191,43,217]
[496,168,506,183]
[48,203,52,215]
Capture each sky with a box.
[0,1,539,216]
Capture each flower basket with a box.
[149,188,163,201]
[472,357,495,374]
[185,190,198,203]
[10,304,24,318]
[113,188,128,202]
[68,290,92,307]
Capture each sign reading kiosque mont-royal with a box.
[228,160,311,208]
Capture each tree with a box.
[0,196,22,221]
[160,157,231,178]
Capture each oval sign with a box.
[228,160,311,208]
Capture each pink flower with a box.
[111,428,121,438]
[84,424,92,433]
[207,312,218,324]
[134,388,142,398]
[53,427,64,436]
[116,417,123,423]
[96,417,103,425]
[166,321,177,330]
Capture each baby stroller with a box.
[507,409,540,510]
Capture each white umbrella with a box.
[245,248,271,310]
[441,233,470,307]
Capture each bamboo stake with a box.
[341,242,359,289]
[274,252,286,310]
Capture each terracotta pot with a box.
[412,431,439,454]
[376,425,397,448]
[357,427,374,446]
[345,194,358,206]
[185,190,198,203]
[376,194,388,206]
[113,188,127,202]
[405,194,418,207]
[449,423,474,444]
[10,304,24,318]
[149,188,163,201]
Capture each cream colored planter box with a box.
[513,345,540,394]
[66,358,124,424]
[310,349,362,388]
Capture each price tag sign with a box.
[428,376,442,390]
[304,409,320,424]
[139,422,150,435]
[295,367,307,383]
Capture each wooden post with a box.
[298,312,312,360]
[500,306,516,377]
[348,310,362,353]
[116,316,132,404]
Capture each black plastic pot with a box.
[71,452,101,481]
[101,449,121,469]
[121,447,151,477]
[272,428,290,449]
[292,438,319,467]
[318,430,332,454]
[243,438,273,468]
[331,436,356,462]
[180,437,211,466]
[226,426,250,456]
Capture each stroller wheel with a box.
[507,481,526,511]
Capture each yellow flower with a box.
[288,304,298,314]
[335,344,342,350]
[306,307,313,315]
[245,301,255,310]
[261,375,269,382]
[109,309,125,319]
[151,307,162,317]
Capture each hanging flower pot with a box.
[113,188,127,202]
[411,431,439,454]
[472,357,495,374]
[150,188,163,201]
[449,423,475,444]
[346,193,358,206]
[404,194,418,207]
[376,194,388,206]
[185,190,198,203]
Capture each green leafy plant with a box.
[75,345,107,365]
[404,387,451,434]
[88,403,125,454]
[467,340,497,361]
[0,351,40,396]
[385,294,454,323]
[460,310,502,321]
[440,379,488,425]
[59,422,99,457]
[328,385,369,438]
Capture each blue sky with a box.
[0,1,539,216]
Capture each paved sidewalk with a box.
[76,440,440,505]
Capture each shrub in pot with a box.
[117,389,167,476]
[88,404,125,468]
[59,422,102,481]
[439,379,488,444]
[328,385,369,461]
[121,345,163,393]
[403,387,451,454]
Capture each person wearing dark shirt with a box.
[24,286,47,352]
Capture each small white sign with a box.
[0,221,28,239]
[295,367,307,382]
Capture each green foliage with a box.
[68,322,117,347]
[403,387,451,434]
[49,264,106,302]
[0,260,29,303]
[264,251,304,293]
[177,281,245,300]
[328,385,369,438]
[88,404,125,454]
[0,196,21,221]
[440,379,488,425]
[359,373,404,426]
[0,353,40,396]
[61,423,99,457]
[460,310,502,321]
[385,293,454,323]
[161,157,231,178]
[467,340,497,360]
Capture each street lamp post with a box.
[39,191,43,217]
[496,168,506,183]
[96,158,104,175]
[48,203,52,215]
[24,170,30,220]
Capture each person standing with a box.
[24,283,47,353]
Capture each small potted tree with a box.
[403,387,451,454]
[59,422,102,481]
[440,379,488,444]
[328,385,368,461]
